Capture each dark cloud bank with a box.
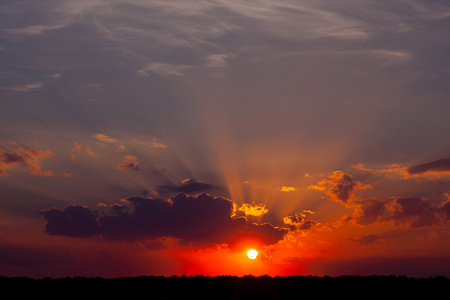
[40,193,287,248]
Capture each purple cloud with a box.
[40,205,99,238]
[350,197,441,228]
[407,158,450,176]
[0,143,53,176]
[157,179,214,195]
[41,193,287,248]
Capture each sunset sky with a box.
[1,0,450,278]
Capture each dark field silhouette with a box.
[1,274,448,300]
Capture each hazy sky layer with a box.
[1,0,449,278]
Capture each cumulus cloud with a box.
[350,197,442,228]
[388,197,441,228]
[0,143,53,176]
[117,155,140,170]
[351,198,388,226]
[41,193,288,248]
[283,210,317,230]
[309,171,371,205]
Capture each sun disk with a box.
[247,249,258,260]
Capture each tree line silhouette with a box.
[1,274,448,300]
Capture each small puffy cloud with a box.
[309,171,371,205]
[73,142,94,156]
[280,186,298,192]
[40,205,99,238]
[152,142,167,148]
[117,155,140,170]
[351,163,375,173]
[0,143,53,176]
[283,210,316,230]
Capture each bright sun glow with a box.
[247,249,258,260]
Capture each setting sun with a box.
[247,249,258,260]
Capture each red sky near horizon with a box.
[1,0,450,278]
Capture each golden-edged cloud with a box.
[41,193,287,248]
[280,186,298,192]
[235,203,268,217]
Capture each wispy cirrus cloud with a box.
[95,133,118,143]
[352,158,450,179]
[5,24,68,36]
[137,63,190,78]
[1,82,46,92]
